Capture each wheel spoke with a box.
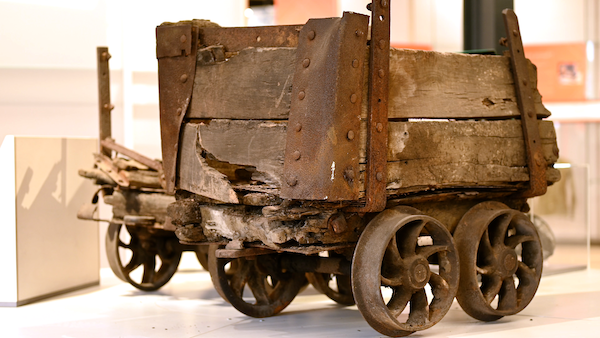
[416,244,450,260]
[123,252,143,274]
[479,229,494,258]
[407,289,429,326]
[383,236,403,270]
[399,220,426,258]
[141,255,157,284]
[476,264,495,276]
[229,259,251,299]
[429,272,450,300]
[498,278,518,311]
[490,214,512,248]
[516,261,538,289]
[247,267,272,305]
[505,235,535,249]
[481,274,502,303]
[387,286,412,318]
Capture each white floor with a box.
[2,252,600,338]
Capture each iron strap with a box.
[349,0,390,212]
[281,13,369,201]
[502,9,547,197]
[156,24,199,194]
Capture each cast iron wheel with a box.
[454,201,543,321]
[352,206,459,337]
[208,245,307,318]
[195,245,209,270]
[106,222,182,291]
[306,252,354,306]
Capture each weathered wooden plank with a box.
[188,47,550,120]
[177,123,239,203]
[177,119,559,202]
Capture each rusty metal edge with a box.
[199,25,303,51]
[347,0,390,212]
[502,9,547,198]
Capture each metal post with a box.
[97,47,113,157]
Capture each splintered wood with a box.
[178,46,560,203]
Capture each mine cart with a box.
[156,4,559,337]
[78,47,209,291]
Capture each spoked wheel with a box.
[195,245,209,270]
[306,252,354,306]
[454,201,543,321]
[352,206,459,337]
[208,245,307,318]
[106,222,182,291]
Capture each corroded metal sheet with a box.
[156,23,198,194]
[502,9,547,197]
[281,12,369,201]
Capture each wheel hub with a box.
[502,250,518,275]
[408,258,431,289]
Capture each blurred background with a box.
[0,0,598,268]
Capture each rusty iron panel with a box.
[97,47,112,157]
[348,0,390,212]
[281,12,369,201]
[199,25,302,51]
[502,9,547,198]
[156,23,198,194]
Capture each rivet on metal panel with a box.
[180,35,187,43]
[522,79,528,86]
[287,176,298,187]
[376,123,384,133]
[177,108,182,116]
[293,150,301,160]
[355,30,364,37]
[308,30,316,40]
[512,29,518,37]
[101,52,111,61]
[378,69,385,78]
[298,91,306,100]
[174,143,178,149]
[180,74,188,83]
[295,123,302,132]
[350,93,358,103]
[302,58,311,68]
[528,110,534,118]
[379,39,386,49]
[376,172,384,182]
[103,103,115,110]
[380,0,388,8]
[352,59,359,68]
[347,130,355,140]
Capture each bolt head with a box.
[378,69,385,78]
[355,30,364,38]
[376,172,384,182]
[180,34,187,43]
[381,0,389,8]
[352,59,359,68]
[376,123,384,133]
[307,30,316,40]
[350,93,358,103]
[379,39,386,50]
[287,176,298,187]
[295,123,302,132]
[177,108,183,116]
[293,150,301,160]
[298,91,306,100]
[347,130,355,140]
[513,29,518,37]
[180,74,188,83]
[302,58,310,68]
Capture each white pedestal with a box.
[0,136,99,306]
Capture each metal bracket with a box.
[157,24,199,194]
[502,9,547,198]
[97,47,113,157]
[348,0,390,212]
[281,12,369,201]
[94,153,129,187]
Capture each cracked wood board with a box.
[176,120,559,202]
[188,47,549,120]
